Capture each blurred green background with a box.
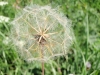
[0,0,100,75]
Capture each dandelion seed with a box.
[10,5,73,62]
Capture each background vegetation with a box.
[0,0,100,75]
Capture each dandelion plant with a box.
[10,5,73,75]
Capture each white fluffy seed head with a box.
[10,5,73,62]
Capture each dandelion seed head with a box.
[85,61,91,70]
[11,5,73,62]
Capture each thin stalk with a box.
[42,61,44,75]
[40,45,45,75]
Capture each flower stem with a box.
[42,61,44,75]
[40,45,44,75]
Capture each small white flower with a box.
[0,1,8,6]
[0,16,10,23]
